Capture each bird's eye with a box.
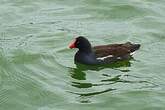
[76,41,79,44]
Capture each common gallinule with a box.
[69,36,140,65]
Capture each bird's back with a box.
[93,42,140,58]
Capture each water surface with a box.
[0,0,165,110]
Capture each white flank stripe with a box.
[97,55,114,60]
[130,52,135,55]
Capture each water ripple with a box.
[0,0,165,109]
[0,90,9,105]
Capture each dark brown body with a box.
[93,42,140,58]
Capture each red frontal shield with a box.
[69,39,76,48]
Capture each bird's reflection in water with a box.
[75,60,131,71]
[70,67,86,80]
[70,60,131,80]
[68,60,130,94]
[68,60,156,103]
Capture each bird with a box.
[69,36,140,65]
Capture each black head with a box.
[69,36,92,52]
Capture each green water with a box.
[0,0,165,110]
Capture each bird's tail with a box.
[124,42,141,52]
